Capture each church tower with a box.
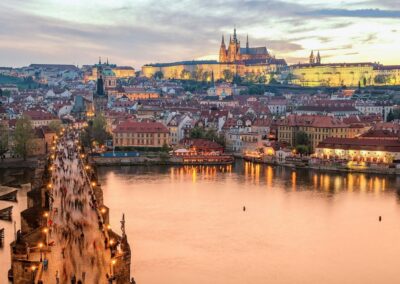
[309,50,315,64]
[93,59,108,115]
[316,51,321,64]
[227,27,241,63]
[219,35,227,63]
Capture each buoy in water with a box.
[379,216,382,222]
[243,206,246,211]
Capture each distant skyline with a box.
[1,0,400,69]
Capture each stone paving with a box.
[37,134,112,284]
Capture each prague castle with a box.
[142,28,400,86]
[142,28,286,81]
[290,50,400,87]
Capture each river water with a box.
[97,161,400,284]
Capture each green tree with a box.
[295,131,309,146]
[0,123,9,157]
[48,120,62,133]
[202,71,210,82]
[222,69,234,82]
[92,114,108,145]
[153,71,164,80]
[180,69,191,80]
[387,109,395,122]
[294,131,311,155]
[14,115,34,160]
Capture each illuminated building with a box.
[113,120,170,148]
[84,59,135,82]
[290,51,400,87]
[315,137,400,164]
[142,28,286,81]
[277,115,351,151]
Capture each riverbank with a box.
[91,154,234,166]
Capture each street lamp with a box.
[111,259,117,277]
[38,243,43,262]
[31,265,37,282]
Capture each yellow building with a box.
[290,52,400,87]
[290,62,375,87]
[277,115,351,151]
[315,137,400,164]
[113,120,170,148]
[142,29,286,81]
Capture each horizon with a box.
[1,1,400,69]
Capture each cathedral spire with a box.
[221,35,225,46]
[233,26,237,42]
[106,58,109,65]
[98,56,101,65]
[316,51,321,64]
[309,50,315,64]
[246,34,249,49]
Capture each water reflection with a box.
[97,160,400,284]
[100,161,398,195]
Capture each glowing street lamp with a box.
[31,265,37,281]
[38,242,44,262]
[111,259,117,276]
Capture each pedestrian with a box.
[71,274,76,284]
[82,271,86,283]
[56,270,60,284]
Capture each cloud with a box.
[303,8,400,18]
[0,0,399,67]
[361,33,378,43]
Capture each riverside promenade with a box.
[10,128,132,284]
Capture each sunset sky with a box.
[1,0,400,68]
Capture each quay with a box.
[91,151,234,166]
[9,128,133,284]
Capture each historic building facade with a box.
[142,28,286,81]
[219,28,269,64]
[290,51,400,87]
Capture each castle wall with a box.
[142,63,272,81]
[291,64,400,87]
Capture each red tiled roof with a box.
[318,137,400,152]
[114,120,169,133]
[24,110,57,120]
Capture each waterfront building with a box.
[315,137,400,164]
[113,120,170,148]
[277,115,351,151]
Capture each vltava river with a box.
[98,161,400,284]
